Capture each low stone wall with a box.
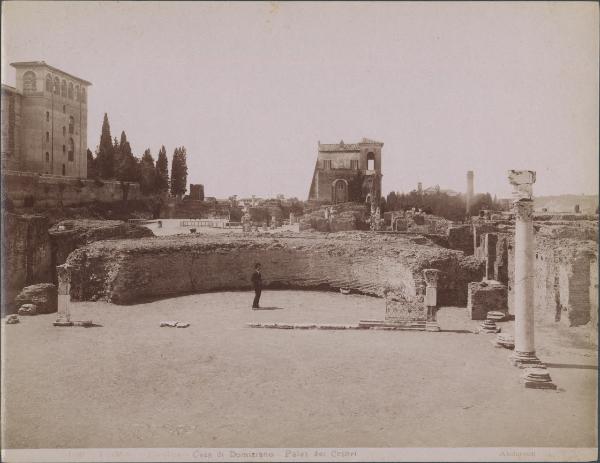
[65,233,484,306]
[2,170,141,208]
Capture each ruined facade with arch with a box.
[1,61,91,177]
[308,137,383,204]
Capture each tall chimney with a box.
[466,171,474,214]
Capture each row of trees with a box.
[383,190,503,221]
[87,113,188,197]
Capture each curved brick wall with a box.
[66,233,483,306]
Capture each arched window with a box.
[46,111,50,122]
[68,116,74,134]
[53,77,60,94]
[62,145,66,154]
[75,85,80,101]
[68,138,75,161]
[62,164,66,176]
[63,126,66,137]
[45,132,50,142]
[80,87,86,102]
[367,152,375,171]
[68,82,74,99]
[61,79,67,97]
[45,152,50,162]
[46,74,52,91]
[23,71,37,93]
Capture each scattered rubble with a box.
[18,304,37,315]
[6,315,19,324]
[160,321,190,328]
[15,283,58,314]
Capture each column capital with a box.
[513,199,534,221]
[508,170,536,200]
[423,268,441,288]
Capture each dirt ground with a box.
[2,290,597,449]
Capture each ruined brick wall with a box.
[1,212,52,312]
[518,234,597,327]
[447,225,473,255]
[66,234,484,306]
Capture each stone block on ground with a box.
[6,314,20,324]
[15,283,58,314]
[18,304,38,316]
[467,281,508,320]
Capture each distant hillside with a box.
[534,195,598,213]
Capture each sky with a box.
[2,1,598,199]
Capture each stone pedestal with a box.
[54,264,73,326]
[423,269,441,332]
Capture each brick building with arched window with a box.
[1,61,91,177]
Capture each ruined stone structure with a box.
[308,138,383,204]
[1,62,91,178]
[189,184,204,201]
[63,233,483,306]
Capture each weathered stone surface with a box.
[2,212,52,313]
[65,232,484,306]
[467,281,508,320]
[18,304,38,315]
[49,219,154,269]
[15,283,58,314]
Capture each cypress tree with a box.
[96,113,114,179]
[170,146,188,198]
[155,146,169,193]
[116,131,138,182]
[139,149,157,195]
[86,148,98,179]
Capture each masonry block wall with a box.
[3,171,141,207]
[1,212,53,313]
[65,235,484,306]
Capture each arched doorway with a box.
[332,179,348,204]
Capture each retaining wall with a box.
[2,170,141,208]
[65,233,484,306]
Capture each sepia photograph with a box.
[1,1,598,462]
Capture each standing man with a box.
[251,263,262,309]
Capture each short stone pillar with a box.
[289,212,296,225]
[54,264,73,326]
[484,233,498,280]
[507,170,553,390]
[423,269,441,332]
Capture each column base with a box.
[53,320,74,327]
[425,321,441,332]
[510,350,544,368]
[522,367,557,390]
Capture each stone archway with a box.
[332,179,348,204]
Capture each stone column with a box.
[507,171,549,376]
[54,264,73,326]
[466,170,474,215]
[423,269,441,332]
